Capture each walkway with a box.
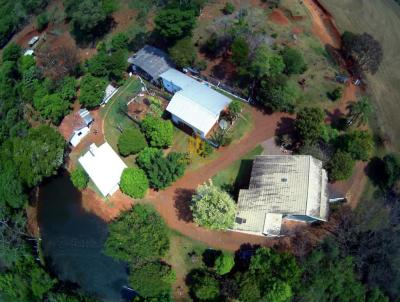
[146,107,291,251]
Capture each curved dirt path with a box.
[146,107,292,251]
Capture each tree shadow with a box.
[173,188,195,222]
[365,157,385,188]
[232,159,254,198]
[202,249,222,267]
[210,58,237,81]
[234,243,260,271]
[72,17,115,47]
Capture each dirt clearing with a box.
[270,9,290,26]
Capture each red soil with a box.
[111,6,137,35]
[270,9,290,26]
[292,26,304,35]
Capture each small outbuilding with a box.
[78,109,94,126]
[69,126,90,147]
[233,155,329,237]
[101,84,119,105]
[79,142,127,197]
[28,36,39,47]
[128,45,174,82]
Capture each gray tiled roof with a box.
[128,45,174,80]
[233,155,329,235]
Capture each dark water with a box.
[38,172,130,301]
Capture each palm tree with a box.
[347,96,373,127]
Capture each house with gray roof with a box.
[233,155,329,237]
[128,45,174,82]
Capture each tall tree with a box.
[250,46,284,79]
[347,96,373,127]
[295,107,325,145]
[154,9,196,41]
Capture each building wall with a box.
[285,214,319,223]
[171,114,206,138]
[161,78,182,94]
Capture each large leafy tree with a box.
[339,130,373,161]
[190,270,220,301]
[104,204,170,262]
[79,75,107,108]
[0,159,26,209]
[215,252,235,275]
[231,37,249,67]
[129,261,176,298]
[282,46,307,75]
[168,37,196,68]
[258,76,298,112]
[341,31,383,75]
[33,93,71,125]
[295,107,325,145]
[118,127,147,156]
[69,0,107,36]
[70,167,89,190]
[347,96,373,127]
[120,167,149,198]
[10,125,65,187]
[154,9,196,41]
[327,151,355,181]
[191,183,236,230]
[250,46,285,79]
[141,116,174,148]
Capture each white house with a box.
[161,69,232,138]
[78,142,127,197]
[233,155,329,237]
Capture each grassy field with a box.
[320,0,400,150]
[102,77,143,166]
[212,145,263,196]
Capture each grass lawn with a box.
[212,145,263,197]
[102,77,143,166]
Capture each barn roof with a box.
[233,155,329,235]
[128,45,174,80]
[162,69,231,135]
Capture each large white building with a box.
[161,69,231,138]
[233,155,329,237]
[79,142,127,197]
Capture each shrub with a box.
[327,87,342,101]
[120,167,149,198]
[36,13,49,32]
[70,167,89,190]
[136,147,164,170]
[282,47,307,75]
[111,32,129,51]
[223,2,235,14]
[327,151,355,181]
[191,183,236,230]
[2,43,21,62]
[294,107,325,145]
[339,130,373,161]
[141,116,173,148]
[118,127,147,156]
[228,100,243,121]
[154,9,196,41]
[215,252,235,275]
[104,204,169,261]
[79,75,107,108]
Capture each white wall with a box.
[162,79,182,94]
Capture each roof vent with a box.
[281,178,287,182]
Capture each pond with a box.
[37,172,132,301]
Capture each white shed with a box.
[69,126,90,147]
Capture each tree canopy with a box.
[104,204,169,262]
[282,46,307,75]
[141,116,174,148]
[250,46,285,79]
[168,37,196,68]
[70,167,89,190]
[215,252,235,275]
[191,183,236,230]
[154,9,196,41]
[295,107,325,145]
[327,151,355,181]
[79,75,107,108]
[118,127,147,156]
[120,167,149,198]
[339,130,373,161]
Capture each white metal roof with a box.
[24,49,34,56]
[78,142,127,196]
[163,69,231,135]
[70,127,90,147]
[102,84,118,105]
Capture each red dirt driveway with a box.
[146,107,292,251]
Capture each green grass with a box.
[103,77,142,166]
[212,145,263,196]
[229,105,253,142]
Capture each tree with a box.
[250,46,285,79]
[282,47,306,75]
[120,167,149,198]
[136,147,164,170]
[33,93,71,125]
[347,96,373,127]
[258,76,299,112]
[70,167,89,190]
[340,130,373,161]
[190,270,220,300]
[0,160,26,209]
[11,125,65,187]
[215,252,235,275]
[154,9,196,41]
[141,116,174,148]
[36,12,49,32]
[111,32,129,51]
[327,151,355,181]
[223,2,235,14]
[104,204,169,262]
[168,37,196,68]
[79,75,107,108]
[71,0,107,36]
[231,37,249,67]
[2,43,21,62]
[227,100,243,121]
[297,239,366,302]
[341,31,383,75]
[191,183,236,230]
[58,76,78,101]
[295,107,325,145]
[144,152,186,189]
[327,87,342,101]
[129,261,175,298]
[118,127,147,156]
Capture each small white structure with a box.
[161,69,231,138]
[28,36,39,47]
[101,84,119,105]
[79,142,127,197]
[69,126,90,147]
[78,108,94,126]
[24,49,34,56]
